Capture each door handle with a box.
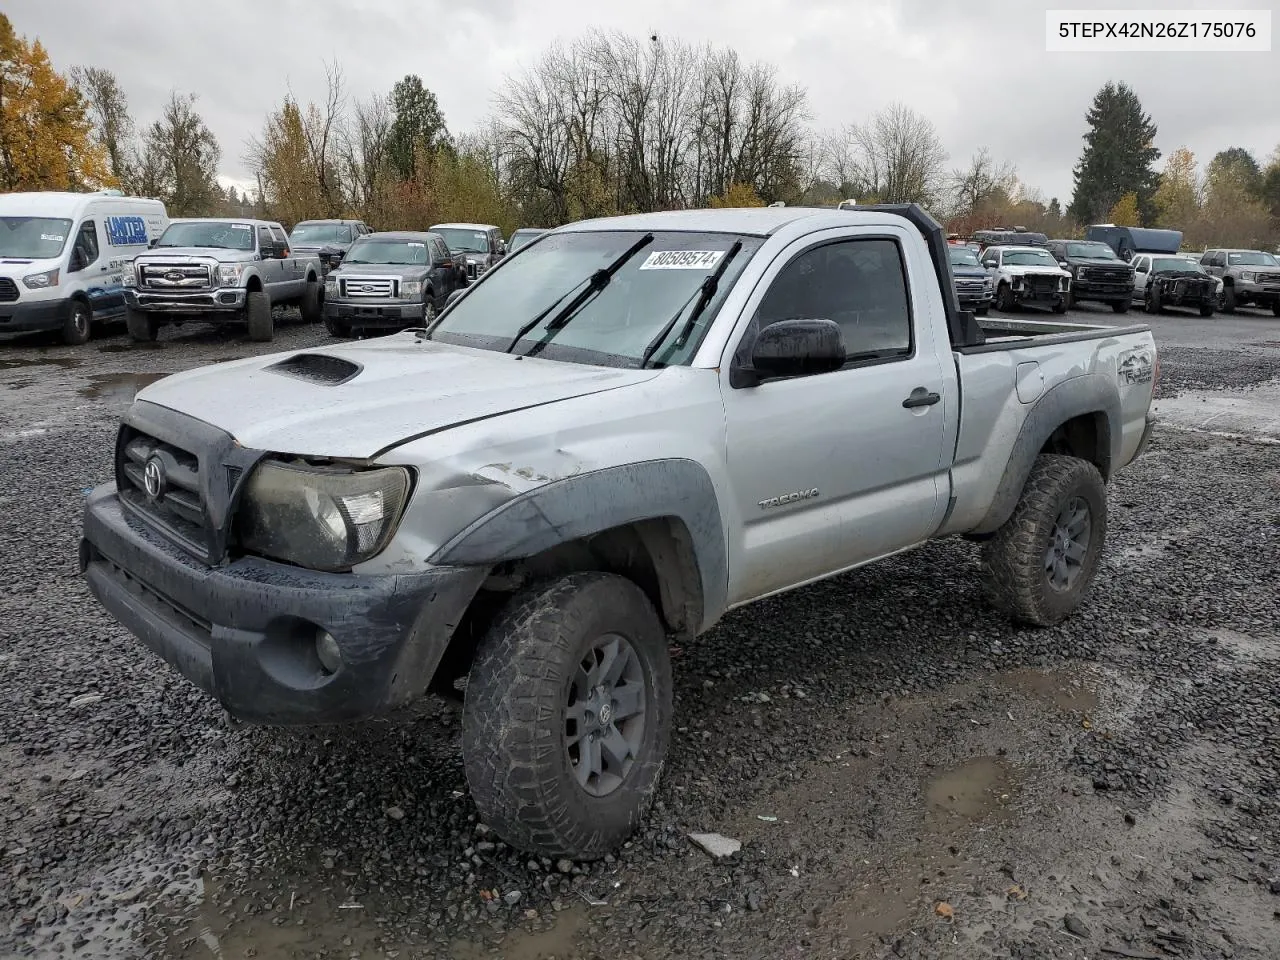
[903,388,941,409]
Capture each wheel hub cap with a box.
[1044,496,1092,591]
[564,634,647,798]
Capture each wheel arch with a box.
[431,459,728,640]
[971,374,1119,535]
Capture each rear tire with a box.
[981,454,1107,627]
[61,299,91,345]
[245,291,273,341]
[462,572,673,861]
[299,280,322,324]
[125,307,159,343]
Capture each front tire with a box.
[245,291,273,341]
[1199,302,1215,318]
[1221,285,1237,314]
[1111,300,1129,314]
[1052,297,1068,314]
[975,305,989,317]
[1271,299,1280,318]
[61,299,91,345]
[125,306,159,342]
[981,454,1107,627]
[462,572,673,861]
[323,315,352,338]
[996,283,1016,312]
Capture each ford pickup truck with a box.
[80,204,1158,861]
[123,218,323,342]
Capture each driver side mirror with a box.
[148,238,159,248]
[732,318,845,388]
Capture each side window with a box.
[269,226,288,249]
[1133,256,1148,273]
[432,238,450,263]
[983,249,1000,268]
[750,238,913,362]
[71,220,99,271]
[257,226,274,253]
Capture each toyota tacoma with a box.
[82,205,1157,861]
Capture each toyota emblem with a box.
[143,457,165,500]
[164,270,184,282]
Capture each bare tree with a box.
[825,103,948,208]
[70,66,135,186]
[949,147,1017,219]
[136,92,221,216]
[300,61,346,215]
[338,93,392,212]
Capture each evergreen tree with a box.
[1068,82,1160,225]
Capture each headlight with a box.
[22,268,60,289]
[1240,271,1256,283]
[122,262,136,287]
[236,461,411,571]
[324,278,338,296]
[1060,277,1070,290]
[400,280,423,297]
[217,263,244,286]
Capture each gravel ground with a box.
[2,307,1280,959]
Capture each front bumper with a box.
[125,288,246,314]
[0,297,70,334]
[80,485,486,724]
[1070,280,1131,302]
[323,300,426,324]
[956,290,994,308]
[1233,281,1280,305]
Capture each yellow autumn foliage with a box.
[0,14,112,191]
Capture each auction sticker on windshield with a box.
[231,224,251,230]
[640,250,726,270]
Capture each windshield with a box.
[1067,242,1118,260]
[434,228,490,254]
[290,222,352,244]
[156,221,255,251]
[1003,250,1058,267]
[0,217,73,259]
[344,238,429,265]
[948,247,981,267]
[429,230,763,368]
[1152,258,1204,274]
[509,230,544,252]
[1227,251,1279,266]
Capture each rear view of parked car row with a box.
[946,224,1280,320]
[0,188,549,345]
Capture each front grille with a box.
[466,261,479,280]
[140,263,212,289]
[0,277,17,302]
[1083,266,1131,282]
[340,277,396,298]
[1256,271,1280,284]
[116,426,209,555]
[1026,276,1059,295]
[955,279,985,292]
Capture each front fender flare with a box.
[972,374,1120,535]
[429,458,728,632]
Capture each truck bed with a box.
[963,317,1151,352]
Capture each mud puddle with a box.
[925,756,1015,823]
[450,907,588,959]
[998,667,1098,715]
[1153,380,1280,440]
[0,355,83,370]
[78,372,168,401]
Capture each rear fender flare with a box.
[972,374,1120,535]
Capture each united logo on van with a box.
[105,216,149,247]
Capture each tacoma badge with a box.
[758,488,820,510]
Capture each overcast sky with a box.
[11,0,1279,203]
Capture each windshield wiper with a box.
[512,233,655,358]
[638,241,743,368]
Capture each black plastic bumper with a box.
[1071,282,1130,302]
[80,484,487,725]
[0,297,68,333]
[324,301,425,324]
[1132,415,1156,462]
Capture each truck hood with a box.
[134,334,662,459]
[1003,265,1070,279]
[141,247,255,263]
[332,263,425,280]
[951,265,989,280]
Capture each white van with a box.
[0,190,169,344]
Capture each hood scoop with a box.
[266,353,362,386]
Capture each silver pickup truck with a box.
[80,204,1157,861]
[123,218,324,342]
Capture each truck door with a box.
[256,225,283,293]
[271,225,301,291]
[719,229,951,605]
[67,219,110,315]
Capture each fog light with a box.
[316,630,342,674]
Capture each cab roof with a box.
[430,222,499,231]
[0,190,165,217]
[358,230,440,242]
[556,206,914,237]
